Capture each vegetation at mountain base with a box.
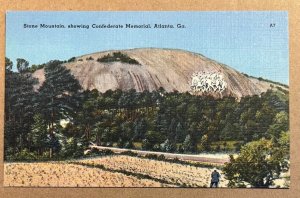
[4,57,289,188]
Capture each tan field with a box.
[77,155,227,187]
[4,156,226,187]
[4,156,289,188]
[4,162,171,187]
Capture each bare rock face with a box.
[32,48,287,98]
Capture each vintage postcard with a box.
[4,11,289,188]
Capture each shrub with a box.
[97,52,140,65]
[89,148,114,156]
[8,149,38,161]
[145,154,159,160]
[170,157,181,163]
[86,56,94,61]
[27,64,46,73]
[68,57,76,62]
[215,145,221,152]
[223,137,289,188]
[233,142,243,152]
[120,151,138,156]
[124,141,135,149]
[157,154,166,160]
[276,86,289,95]
[160,139,176,152]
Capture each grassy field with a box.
[208,141,242,152]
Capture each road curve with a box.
[89,145,230,165]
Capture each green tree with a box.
[198,134,210,152]
[116,121,133,147]
[5,57,13,71]
[47,133,61,158]
[16,58,29,73]
[91,122,105,145]
[182,134,195,153]
[5,58,38,153]
[142,130,162,151]
[28,114,48,155]
[73,90,102,141]
[267,111,289,140]
[223,137,289,188]
[160,139,176,152]
[61,137,84,158]
[38,60,81,131]
[175,122,185,142]
[133,118,147,140]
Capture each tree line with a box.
[5,57,289,160]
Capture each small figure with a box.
[210,169,220,188]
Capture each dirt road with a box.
[89,145,230,165]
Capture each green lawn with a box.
[206,140,242,152]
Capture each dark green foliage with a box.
[47,133,61,157]
[86,56,94,61]
[68,57,76,62]
[5,58,38,154]
[5,57,13,70]
[72,88,287,154]
[16,58,29,73]
[60,137,86,158]
[142,131,163,151]
[133,118,147,140]
[6,149,38,161]
[157,154,166,160]
[28,114,48,154]
[124,141,135,149]
[267,111,289,141]
[88,148,114,156]
[182,135,195,153]
[38,60,82,130]
[97,52,140,65]
[175,122,185,142]
[223,133,289,188]
[4,57,289,163]
[144,153,160,159]
[120,151,138,156]
[160,139,176,152]
[23,63,46,73]
[241,73,249,77]
[5,85,289,158]
[276,86,289,95]
[5,58,83,160]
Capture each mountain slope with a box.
[32,48,288,98]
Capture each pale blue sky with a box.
[6,11,288,84]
